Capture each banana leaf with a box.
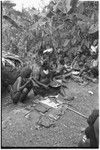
[3,15,20,29]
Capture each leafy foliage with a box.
[2,0,98,67]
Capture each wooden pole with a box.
[65,105,88,119]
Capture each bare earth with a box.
[2,80,98,148]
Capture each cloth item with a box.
[43,69,49,74]
[85,125,98,148]
[87,109,99,126]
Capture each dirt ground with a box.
[1,80,99,148]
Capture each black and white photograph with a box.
[1,0,99,148]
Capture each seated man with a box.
[10,66,33,104]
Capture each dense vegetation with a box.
[2,0,98,93]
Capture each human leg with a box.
[11,91,21,104]
[19,88,28,102]
[19,82,33,102]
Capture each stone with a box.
[35,104,49,113]
[37,115,55,128]
[64,96,75,101]
[47,105,65,120]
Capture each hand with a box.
[44,85,49,89]
[78,136,90,147]
[17,89,20,92]
[28,77,32,81]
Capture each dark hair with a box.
[60,59,64,65]
[20,67,32,78]
[42,61,49,70]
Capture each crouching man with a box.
[10,66,33,104]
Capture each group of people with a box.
[9,44,99,148]
[9,64,99,148]
[9,43,99,104]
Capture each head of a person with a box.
[42,61,49,70]
[20,67,32,78]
